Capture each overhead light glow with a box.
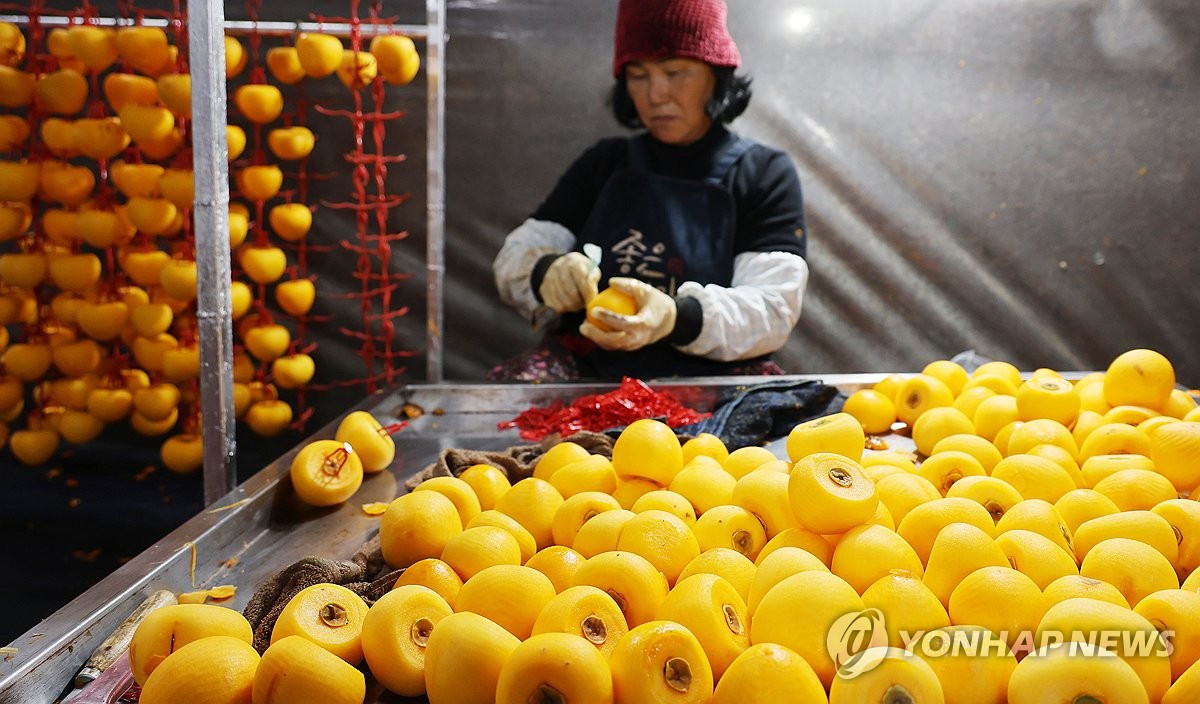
[784,7,816,35]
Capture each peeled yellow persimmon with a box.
[585,286,637,331]
[103,72,157,113]
[843,388,898,435]
[158,433,202,474]
[1104,348,1175,410]
[243,323,291,363]
[530,584,628,658]
[829,646,945,704]
[1036,598,1169,702]
[119,104,176,146]
[337,49,377,89]
[271,582,369,664]
[894,374,955,426]
[161,344,200,383]
[295,33,343,78]
[570,550,669,628]
[272,354,315,390]
[0,21,25,67]
[611,417,683,485]
[440,525,522,582]
[110,161,164,199]
[115,27,173,76]
[226,124,247,161]
[289,439,363,507]
[334,410,395,473]
[0,160,41,201]
[524,545,586,594]
[371,35,421,86]
[39,118,77,156]
[361,585,452,697]
[788,452,877,535]
[616,509,700,586]
[49,334,98,371]
[611,476,663,510]
[244,399,293,437]
[455,564,556,640]
[9,426,59,466]
[65,25,117,71]
[236,165,283,202]
[0,66,34,108]
[157,169,193,210]
[73,119,130,161]
[713,642,827,704]
[467,510,537,563]
[494,477,564,551]
[1008,641,1147,704]
[267,126,316,161]
[268,202,313,241]
[532,441,591,481]
[788,412,866,463]
[139,636,259,704]
[457,463,511,511]
[125,197,178,237]
[657,573,749,680]
[157,258,197,301]
[275,278,316,317]
[0,202,30,241]
[496,631,614,704]
[670,461,735,515]
[379,490,463,568]
[86,386,133,424]
[35,68,88,115]
[130,302,174,339]
[392,558,463,609]
[129,603,253,686]
[254,635,364,704]
[610,620,713,703]
[412,476,480,528]
[423,611,520,704]
[677,548,757,605]
[266,46,306,84]
[234,84,284,124]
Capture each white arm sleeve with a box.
[674,250,809,361]
[493,218,578,323]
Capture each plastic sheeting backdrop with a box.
[442,0,1200,384]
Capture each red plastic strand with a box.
[498,378,712,442]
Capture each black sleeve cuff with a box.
[669,296,703,346]
[530,254,561,303]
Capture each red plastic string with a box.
[497,378,711,442]
[310,1,415,394]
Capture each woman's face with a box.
[624,58,716,146]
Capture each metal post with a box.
[188,1,238,505]
[425,0,447,382]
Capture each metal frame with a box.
[1,2,449,503]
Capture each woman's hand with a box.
[580,277,677,351]
[539,252,600,313]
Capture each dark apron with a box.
[561,133,764,379]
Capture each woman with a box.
[492,0,808,381]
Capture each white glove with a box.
[538,252,600,313]
[580,277,677,351]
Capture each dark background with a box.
[2,0,1199,644]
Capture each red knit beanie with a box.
[612,0,741,77]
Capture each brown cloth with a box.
[403,430,615,491]
[242,431,614,652]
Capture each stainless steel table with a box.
[0,375,883,703]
